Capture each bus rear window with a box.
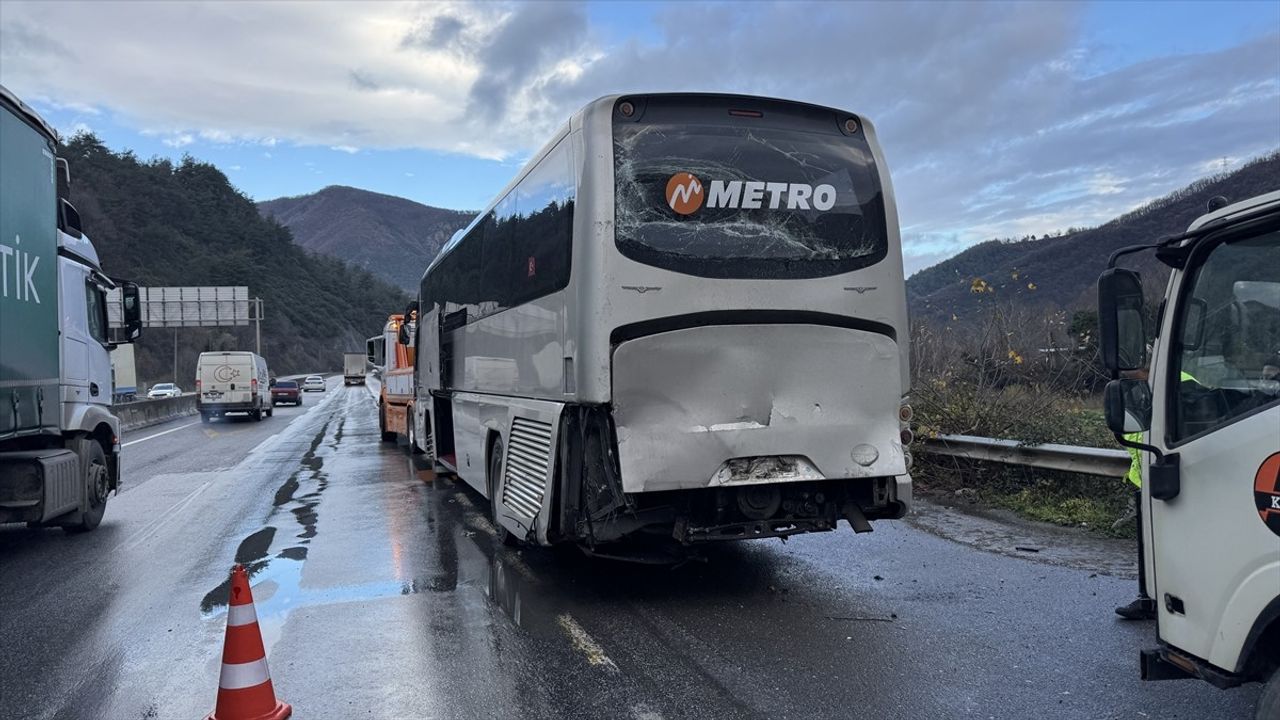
[613,109,888,279]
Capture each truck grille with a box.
[502,417,553,520]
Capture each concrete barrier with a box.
[116,394,198,431]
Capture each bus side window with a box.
[512,140,574,307]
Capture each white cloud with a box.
[330,145,359,154]
[162,133,194,148]
[1,1,1276,271]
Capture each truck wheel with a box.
[201,413,211,424]
[488,437,518,546]
[379,405,396,442]
[1259,666,1280,720]
[266,405,273,418]
[64,437,109,533]
[252,409,262,422]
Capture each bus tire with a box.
[63,436,109,533]
[1259,666,1280,720]
[379,404,396,442]
[488,437,518,546]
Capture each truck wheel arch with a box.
[1239,596,1280,682]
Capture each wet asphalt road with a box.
[0,380,1259,720]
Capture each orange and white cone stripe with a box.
[207,564,292,720]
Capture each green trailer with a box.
[0,84,141,531]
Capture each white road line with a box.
[557,613,619,672]
[122,421,199,447]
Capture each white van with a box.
[196,351,272,422]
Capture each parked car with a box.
[302,375,326,392]
[270,380,302,406]
[147,382,182,398]
[196,351,273,422]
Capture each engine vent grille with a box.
[502,417,553,520]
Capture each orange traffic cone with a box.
[206,564,292,720]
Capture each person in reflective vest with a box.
[1115,370,1197,620]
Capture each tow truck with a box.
[1099,190,1280,718]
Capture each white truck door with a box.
[1149,230,1280,672]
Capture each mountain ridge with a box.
[907,151,1280,322]
[258,185,473,291]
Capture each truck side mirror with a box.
[1098,268,1146,375]
[121,281,143,341]
[1104,378,1152,434]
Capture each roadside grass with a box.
[914,398,1137,539]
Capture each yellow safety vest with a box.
[1123,371,1199,487]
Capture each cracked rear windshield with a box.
[613,108,888,279]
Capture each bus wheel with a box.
[1259,666,1280,720]
[488,437,518,546]
[64,436,109,533]
[379,404,396,442]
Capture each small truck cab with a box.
[1099,190,1280,718]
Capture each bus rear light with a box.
[844,118,860,134]
[618,100,635,117]
[898,403,913,423]
[900,428,915,446]
[728,109,763,118]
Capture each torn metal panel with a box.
[611,323,905,493]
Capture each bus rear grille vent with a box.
[503,417,553,520]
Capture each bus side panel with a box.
[457,294,566,399]
[450,395,488,494]
[450,392,565,545]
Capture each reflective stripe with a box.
[227,603,258,627]
[219,658,271,690]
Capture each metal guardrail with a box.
[918,434,1130,478]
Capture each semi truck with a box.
[0,85,142,531]
[343,352,366,385]
[1099,190,1280,718]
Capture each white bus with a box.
[409,93,913,550]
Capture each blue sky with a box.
[2,1,1277,273]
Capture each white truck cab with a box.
[1099,190,1280,718]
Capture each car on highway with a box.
[146,382,182,398]
[270,380,302,406]
[302,375,326,392]
[196,351,273,422]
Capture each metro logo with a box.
[665,172,704,215]
[665,173,837,215]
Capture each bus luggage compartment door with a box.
[610,323,905,494]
